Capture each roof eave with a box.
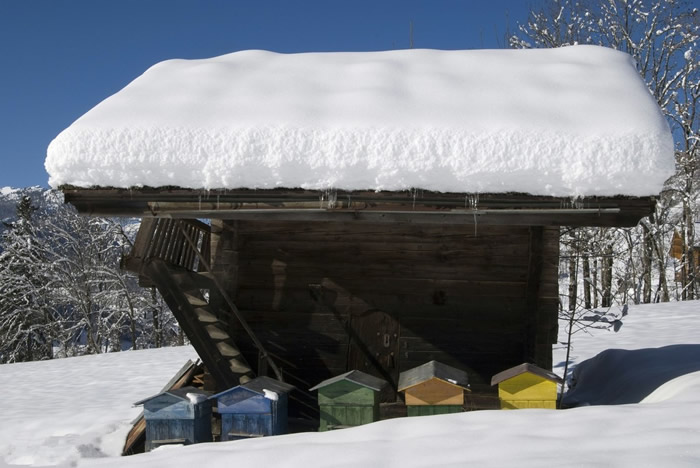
[62,187,656,228]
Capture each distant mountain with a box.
[1,186,141,241]
[0,186,60,234]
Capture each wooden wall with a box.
[212,220,559,417]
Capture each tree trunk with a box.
[568,255,578,311]
[686,203,697,300]
[650,228,670,303]
[592,258,599,308]
[582,255,591,309]
[602,244,614,307]
[567,231,578,311]
[641,223,652,303]
[151,287,162,348]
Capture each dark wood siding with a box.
[221,221,558,411]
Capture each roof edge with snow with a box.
[46,46,675,198]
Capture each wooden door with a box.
[347,309,400,400]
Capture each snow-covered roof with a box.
[45,46,674,197]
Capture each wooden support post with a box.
[524,226,544,366]
[209,220,238,318]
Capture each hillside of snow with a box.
[45,46,674,196]
[1,300,699,467]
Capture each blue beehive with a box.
[134,386,212,451]
[210,376,295,441]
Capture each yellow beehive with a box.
[491,363,562,409]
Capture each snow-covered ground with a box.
[1,300,699,467]
[0,346,198,467]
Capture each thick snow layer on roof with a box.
[45,46,674,196]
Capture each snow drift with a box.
[45,46,674,196]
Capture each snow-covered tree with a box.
[0,196,55,363]
[512,0,700,304]
[0,188,182,362]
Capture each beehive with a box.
[134,386,212,451]
[398,361,469,416]
[491,363,562,409]
[310,370,387,431]
[211,376,295,441]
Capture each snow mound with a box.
[45,46,674,196]
[642,370,700,404]
[562,344,700,407]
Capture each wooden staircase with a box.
[123,218,278,390]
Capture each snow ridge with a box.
[47,126,673,196]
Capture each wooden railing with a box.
[123,216,284,382]
[124,218,211,274]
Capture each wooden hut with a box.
[398,361,469,416]
[211,376,295,440]
[491,363,563,409]
[134,386,212,451]
[310,370,387,431]
[669,229,700,283]
[47,47,672,425]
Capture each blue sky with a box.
[0,0,533,188]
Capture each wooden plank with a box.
[238,262,530,283]
[133,209,648,227]
[64,187,655,226]
[238,225,533,243]
[524,226,544,364]
[238,246,533,266]
[236,277,529,298]
[234,289,531,315]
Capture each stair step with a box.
[205,325,230,340]
[238,375,253,385]
[194,308,218,323]
[216,342,242,357]
[229,358,253,374]
[183,292,208,307]
[172,271,217,289]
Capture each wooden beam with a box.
[524,226,544,365]
[62,188,656,227]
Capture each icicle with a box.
[568,196,584,210]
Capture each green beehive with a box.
[310,370,387,431]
